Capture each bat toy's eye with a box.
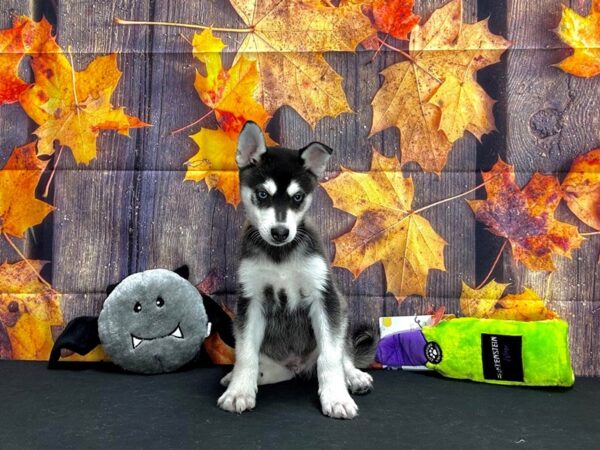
[133,302,142,313]
[156,297,165,308]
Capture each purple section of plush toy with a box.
[376,330,428,367]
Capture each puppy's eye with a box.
[292,193,305,203]
[133,302,142,313]
[256,190,269,200]
[156,297,164,308]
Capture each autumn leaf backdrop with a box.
[0,0,599,375]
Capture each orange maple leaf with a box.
[556,0,600,78]
[562,148,600,231]
[370,0,510,173]
[198,289,235,365]
[0,260,63,360]
[367,0,420,40]
[0,16,30,104]
[468,159,583,271]
[192,29,270,133]
[0,142,54,238]
[0,16,55,104]
[196,268,224,296]
[460,281,558,321]
[341,0,419,41]
[19,30,148,165]
[203,332,235,365]
[322,151,446,301]
[425,304,447,326]
[185,30,274,207]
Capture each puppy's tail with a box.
[348,322,379,369]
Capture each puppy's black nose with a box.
[271,226,289,242]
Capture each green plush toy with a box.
[376,317,574,387]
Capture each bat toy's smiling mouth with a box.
[131,323,184,349]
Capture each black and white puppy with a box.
[218,122,375,419]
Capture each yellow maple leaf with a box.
[460,280,509,317]
[562,148,600,230]
[61,345,109,362]
[322,151,446,301]
[0,260,63,360]
[19,35,148,165]
[556,0,600,78]
[370,0,509,173]
[0,143,54,238]
[429,74,495,143]
[229,0,374,127]
[192,28,226,87]
[186,128,240,206]
[460,281,558,321]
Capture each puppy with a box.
[218,122,376,419]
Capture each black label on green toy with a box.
[425,342,442,364]
[481,334,524,382]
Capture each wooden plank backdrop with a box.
[279,0,479,327]
[501,0,600,376]
[53,0,150,317]
[134,0,247,317]
[1,0,598,375]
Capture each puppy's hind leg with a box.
[344,323,377,394]
[220,371,233,387]
[343,351,373,395]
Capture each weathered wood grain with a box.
[52,1,152,320]
[277,49,388,324]
[131,0,248,310]
[393,0,480,318]
[0,2,35,264]
[472,0,509,309]
[503,0,600,376]
[278,0,480,322]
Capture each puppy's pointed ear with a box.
[236,121,266,168]
[173,265,190,280]
[300,142,333,178]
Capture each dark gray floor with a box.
[1,361,598,450]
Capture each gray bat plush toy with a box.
[49,265,235,374]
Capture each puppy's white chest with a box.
[239,254,328,308]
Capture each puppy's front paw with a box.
[218,387,256,414]
[346,369,373,395]
[320,389,358,419]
